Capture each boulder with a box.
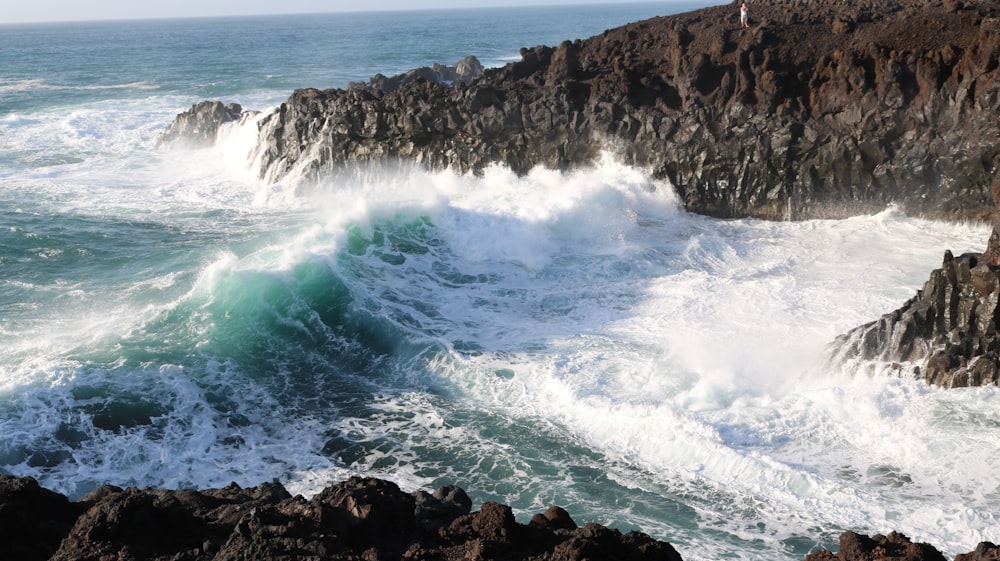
[0,475,81,561]
[805,531,946,561]
[347,55,485,93]
[156,100,253,148]
[0,474,682,561]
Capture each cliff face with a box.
[246,0,1000,221]
[829,223,1000,389]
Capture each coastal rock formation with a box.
[347,55,484,93]
[805,530,1000,561]
[156,101,254,149]
[805,531,946,561]
[0,474,682,561]
[829,223,1000,388]
[232,0,1000,221]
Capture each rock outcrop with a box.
[156,101,254,149]
[806,530,1000,561]
[347,55,484,93]
[0,474,682,561]
[8,474,1000,561]
[229,0,1000,222]
[829,223,1000,388]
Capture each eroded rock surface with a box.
[347,55,484,93]
[237,0,1000,221]
[0,474,683,561]
[830,222,1000,388]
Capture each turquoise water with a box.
[3,4,1000,560]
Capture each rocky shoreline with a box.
[145,1,1000,559]
[0,474,681,561]
[157,0,1000,390]
[160,0,1000,222]
[3,474,998,561]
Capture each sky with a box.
[0,0,680,25]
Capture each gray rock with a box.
[348,55,484,93]
[156,101,253,149]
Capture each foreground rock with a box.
[829,223,1000,388]
[0,474,682,561]
[226,0,1000,222]
[806,531,1000,561]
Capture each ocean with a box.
[2,3,999,559]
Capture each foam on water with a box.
[3,7,1000,559]
[3,130,999,556]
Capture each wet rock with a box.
[956,542,1000,561]
[806,531,946,561]
[348,55,484,93]
[156,100,254,148]
[829,222,1000,388]
[413,484,472,531]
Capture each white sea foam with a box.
[2,96,999,560]
[262,160,996,556]
[0,78,156,93]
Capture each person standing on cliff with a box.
[740,2,749,27]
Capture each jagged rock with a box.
[156,100,254,148]
[348,55,484,93]
[956,542,1000,561]
[413,483,472,531]
[0,475,81,561]
[530,505,578,532]
[805,531,946,561]
[235,0,1000,222]
[0,475,682,561]
[829,223,1000,388]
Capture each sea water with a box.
[2,4,999,560]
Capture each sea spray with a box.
[3,6,1000,560]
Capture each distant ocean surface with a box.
[2,3,999,560]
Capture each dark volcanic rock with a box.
[956,542,1000,561]
[0,475,81,561]
[807,531,1000,561]
[829,222,1000,388]
[805,531,947,561]
[0,475,683,561]
[245,0,1000,222]
[156,100,254,148]
[347,55,484,93]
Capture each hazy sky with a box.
[1,0,677,25]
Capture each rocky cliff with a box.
[828,222,1000,388]
[233,0,1000,221]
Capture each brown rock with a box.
[829,225,1000,389]
[203,0,1000,222]
[956,542,1000,561]
[805,531,946,561]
